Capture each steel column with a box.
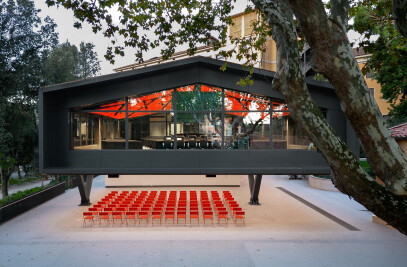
[249,174,263,205]
[78,174,94,206]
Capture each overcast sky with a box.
[33,0,360,75]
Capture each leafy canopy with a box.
[351,0,407,125]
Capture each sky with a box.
[33,0,360,76]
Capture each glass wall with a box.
[71,84,312,150]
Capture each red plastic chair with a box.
[88,207,99,220]
[104,207,114,217]
[235,211,245,225]
[99,212,110,227]
[83,212,94,227]
[218,211,228,226]
[125,211,136,226]
[112,212,123,226]
[138,211,149,225]
[203,211,213,226]
[190,210,199,225]
[177,211,187,225]
[151,211,162,226]
[165,211,175,225]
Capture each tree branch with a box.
[253,0,407,235]
[330,0,350,32]
[289,0,407,196]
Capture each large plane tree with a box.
[45,0,407,235]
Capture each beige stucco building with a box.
[353,48,392,116]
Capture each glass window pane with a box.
[99,112,126,149]
[272,100,289,112]
[225,112,270,149]
[177,84,222,111]
[72,112,100,149]
[272,114,311,149]
[177,112,222,149]
[128,113,174,149]
[128,89,173,111]
[73,98,126,111]
[225,90,270,111]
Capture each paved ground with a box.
[0,175,406,267]
[0,179,51,198]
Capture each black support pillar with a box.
[248,174,263,205]
[78,175,94,206]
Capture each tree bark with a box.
[287,0,407,196]
[393,0,407,38]
[252,0,407,235]
[1,170,11,198]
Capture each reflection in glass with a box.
[100,114,126,149]
[72,112,126,149]
[74,98,126,111]
[128,90,173,111]
[72,112,99,149]
[272,100,289,112]
[177,112,222,149]
[225,112,270,149]
[225,90,270,111]
[128,113,174,149]
[70,85,317,151]
[272,114,310,149]
[177,84,222,111]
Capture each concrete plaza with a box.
[0,175,406,267]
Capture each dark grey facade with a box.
[39,57,358,175]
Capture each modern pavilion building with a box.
[39,57,358,204]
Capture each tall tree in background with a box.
[0,0,58,197]
[78,42,100,79]
[46,0,407,234]
[42,41,100,85]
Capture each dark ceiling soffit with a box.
[41,56,333,93]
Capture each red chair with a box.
[99,212,110,226]
[177,211,187,225]
[190,210,199,225]
[104,207,113,217]
[165,211,175,225]
[125,211,136,226]
[235,211,245,225]
[151,211,162,226]
[88,207,99,220]
[138,211,149,225]
[203,211,213,226]
[116,207,127,215]
[232,207,242,221]
[218,211,228,226]
[112,212,123,226]
[83,212,94,227]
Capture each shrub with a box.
[0,180,62,208]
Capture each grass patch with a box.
[314,160,374,179]
[360,161,374,177]
[314,175,331,179]
[0,176,44,187]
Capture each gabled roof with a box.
[389,122,407,139]
[41,56,333,94]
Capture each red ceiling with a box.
[90,85,289,119]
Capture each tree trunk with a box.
[253,0,407,235]
[17,166,22,179]
[288,0,407,196]
[393,0,407,38]
[1,170,11,198]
